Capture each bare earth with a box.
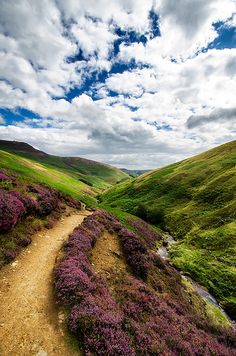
[0,208,90,356]
[91,231,129,289]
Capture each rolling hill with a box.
[100,140,236,319]
[0,140,129,205]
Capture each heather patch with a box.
[127,217,162,249]
[0,169,83,266]
[55,210,236,355]
[0,171,12,182]
[0,189,25,232]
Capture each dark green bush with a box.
[147,206,165,226]
[135,203,148,220]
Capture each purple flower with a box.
[0,172,11,182]
[54,210,236,355]
[0,189,25,232]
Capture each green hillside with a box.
[0,140,129,206]
[101,140,236,319]
[121,168,150,177]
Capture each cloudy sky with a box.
[0,0,236,169]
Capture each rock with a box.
[112,251,121,258]
[58,311,65,323]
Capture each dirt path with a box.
[0,209,90,356]
[91,231,129,289]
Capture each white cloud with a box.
[103,68,159,96]
[119,0,235,62]
[71,18,116,66]
[56,0,153,32]
[154,0,235,58]
[0,0,235,168]
[103,48,236,124]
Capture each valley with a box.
[0,139,236,355]
[101,140,236,320]
[1,1,235,354]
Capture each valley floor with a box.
[0,208,90,356]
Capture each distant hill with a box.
[121,168,150,177]
[0,140,48,157]
[0,140,129,205]
[101,140,236,319]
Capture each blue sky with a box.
[0,0,235,169]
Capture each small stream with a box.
[157,235,234,326]
[186,276,229,317]
[157,235,176,259]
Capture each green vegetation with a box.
[0,149,96,205]
[0,140,129,206]
[181,277,230,328]
[100,204,164,239]
[121,168,150,177]
[101,140,236,318]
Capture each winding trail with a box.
[0,208,90,356]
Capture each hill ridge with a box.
[0,140,129,205]
[0,139,127,172]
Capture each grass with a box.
[0,147,129,206]
[100,204,164,238]
[100,140,236,319]
[0,150,96,206]
[0,140,129,205]
[181,276,230,328]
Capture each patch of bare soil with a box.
[0,208,90,356]
[91,231,129,289]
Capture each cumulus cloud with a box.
[187,107,236,128]
[56,0,153,32]
[154,0,235,58]
[0,0,235,168]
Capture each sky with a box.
[0,0,236,169]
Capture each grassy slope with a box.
[0,149,97,206]
[0,141,129,205]
[101,140,236,316]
